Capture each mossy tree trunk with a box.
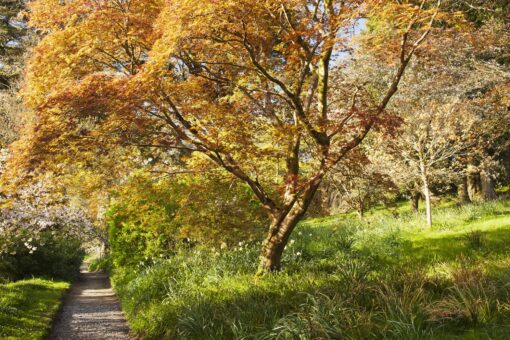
[481,171,497,201]
[467,166,497,202]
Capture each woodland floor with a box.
[47,264,130,340]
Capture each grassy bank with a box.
[112,199,510,339]
[0,279,69,339]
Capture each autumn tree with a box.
[11,0,454,273]
[373,65,508,227]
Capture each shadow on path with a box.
[48,264,130,340]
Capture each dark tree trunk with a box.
[481,171,497,201]
[410,192,420,212]
[467,166,496,202]
[467,167,483,202]
[458,176,470,204]
[501,146,510,187]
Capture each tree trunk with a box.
[481,171,497,201]
[423,184,432,227]
[419,161,432,227]
[257,218,295,273]
[257,181,322,274]
[467,166,483,202]
[458,176,470,204]
[410,192,420,212]
[357,200,365,218]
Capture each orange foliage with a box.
[6,0,458,271]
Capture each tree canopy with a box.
[4,0,472,272]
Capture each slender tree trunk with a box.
[423,187,432,227]
[423,183,432,227]
[357,201,364,218]
[420,162,432,227]
[410,192,420,212]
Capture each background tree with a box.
[374,98,475,227]
[0,0,25,88]
[363,1,510,226]
[444,0,510,201]
[319,150,396,218]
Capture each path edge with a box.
[42,281,73,340]
[43,263,86,340]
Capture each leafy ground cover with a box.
[0,279,69,339]
[112,199,510,339]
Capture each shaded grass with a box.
[0,279,69,339]
[112,199,510,339]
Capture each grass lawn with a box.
[0,279,69,339]
[112,199,510,339]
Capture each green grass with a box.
[0,279,69,339]
[112,199,510,339]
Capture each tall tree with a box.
[10,0,453,273]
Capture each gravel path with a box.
[48,264,130,340]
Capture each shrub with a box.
[0,231,85,282]
[108,171,267,268]
[334,224,358,251]
[88,255,112,273]
[428,266,501,326]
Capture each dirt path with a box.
[48,264,130,340]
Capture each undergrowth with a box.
[112,199,510,339]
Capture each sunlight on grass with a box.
[0,279,69,339]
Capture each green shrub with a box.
[88,256,112,273]
[107,171,267,269]
[0,231,85,282]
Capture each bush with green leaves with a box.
[88,255,112,273]
[0,231,85,282]
[108,171,267,269]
